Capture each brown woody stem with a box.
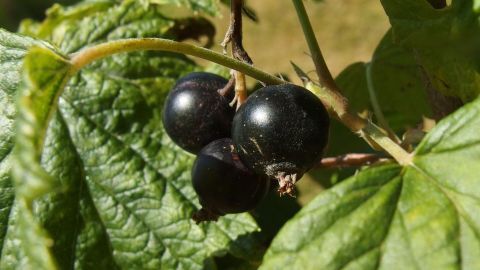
[317,153,390,168]
[222,0,252,64]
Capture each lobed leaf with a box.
[261,97,480,269]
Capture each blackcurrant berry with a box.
[232,84,329,196]
[191,138,270,223]
[162,72,234,154]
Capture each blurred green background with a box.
[0,0,78,30]
[213,1,389,82]
[0,0,389,204]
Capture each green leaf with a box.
[1,1,261,269]
[261,97,480,269]
[19,0,219,40]
[0,29,62,269]
[21,0,216,54]
[336,31,432,132]
[380,0,480,102]
[8,45,70,270]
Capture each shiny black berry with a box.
[162,72,234,154]
[232,84,329,196]
[191,138,270,223]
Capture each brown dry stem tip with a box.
[276,172,298,197]
[222,0,253,64]
[192,208,220,224]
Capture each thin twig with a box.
[316,153,390,169]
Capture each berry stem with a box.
[233,71,248,109]
[70,38,282,85]
[217,76,235,97]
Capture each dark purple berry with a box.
[232,84,329,196]
[162,72,234,154]
[191,138,270,223]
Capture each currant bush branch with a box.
[70,38,282,84]
[69,37,412,164]
[222,0,251,109]
[292,0,413,165]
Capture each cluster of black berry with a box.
[162,72,330,223]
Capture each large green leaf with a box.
[0,0,262,269]
[261,97,480,269]
[20,0,218,39]
[336,31,432,132]
[380,0,480,102]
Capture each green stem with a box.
[70,38,283,85]
[362,121,413,165]
[292,0,412,165]
[291,0,337,92]
[305,77,413,165]
[291,0,361,131]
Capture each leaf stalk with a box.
[70,38,282,85]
